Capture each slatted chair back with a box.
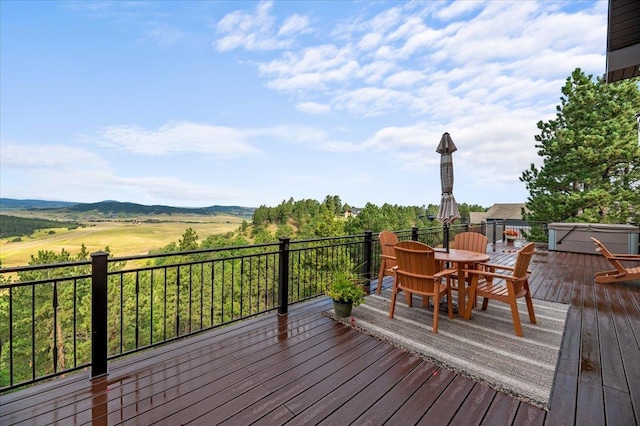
[394,241,438,294]
[376,231,399,294]
[390,240,455,333]
[511,242,535,294]
[379,231,399,261]
[453,232,488,254]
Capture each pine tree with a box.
[521,69,640,224]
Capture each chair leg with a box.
[432,292,439,333]
[464,275,478,320]
[377,262,386,294]
[524,282,537,324]
[421,294,430,308]
[389,276,399,319]
[507,292,523,337]
[446,284,453,319]
[482,297,489,310]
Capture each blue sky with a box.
[0,1,607,209]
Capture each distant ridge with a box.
[0,198,79,209]
[0,198,255,218]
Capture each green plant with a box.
[325,268,366,306]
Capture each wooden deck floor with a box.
[1,242,639,425]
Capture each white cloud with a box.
[259,44,356,77]
[296,101,331,114]
[333,87,416,116]
[215,0,309,51]
[267,73,326,91]
[0,144,110,170]
[384,70,426,88]
[95,122,260,157]
[363,123,434,150]
[241,0,606,125]
[436,0,486,21]
[278,14,311,37]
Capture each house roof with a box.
[484,203,526,220]
[606,0,640,82]
[469,211,489,223]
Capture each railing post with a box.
[363,231,373,292]
[277,237,290,316]
[492,220,498,243]
[411,227,419,241]
[91,251,108,379]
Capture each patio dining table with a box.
[434,248,490,317]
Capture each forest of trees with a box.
[250,195,486,241]
[0,215,81,239]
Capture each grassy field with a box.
[0,214,245,267]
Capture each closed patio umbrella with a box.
[436,132,460,226]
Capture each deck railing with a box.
[0,221,532,391]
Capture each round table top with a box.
[433,248,490,264]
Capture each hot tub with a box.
[548,223,639,254]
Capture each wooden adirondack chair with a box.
[465,242,536,337]
[377,231,399,294]
[453,231,488,254]
[389,241,456,333]
[451,232,489,305]
[591,237,640,284]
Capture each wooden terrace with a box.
[1,241,639,425]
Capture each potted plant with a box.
[504,229,519,242]
[325,267,366,317]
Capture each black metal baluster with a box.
[163,267,168,341]
[188,265,192,334]
[73,278,77,367]
[31,284,35,381]
[120,274,124,354]
[135,271,140,348]
[176,266,181,337]
[9,288,13,386]
[53,280,58,373]
[150,269,154,345]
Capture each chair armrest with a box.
[476,262,515,272]
[464,268,517,282]
[608,254,640,262]
[434,268,457,278]
[397,268,456,280]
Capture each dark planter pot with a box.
[333,300,353,317]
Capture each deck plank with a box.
[283,348,410,424]
[316,353,423,425]
[376,366,457,425]
[350,361,438,425]
[417,375,476,425]
[480,391,519,425]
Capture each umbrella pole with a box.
[444,224,450,252]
